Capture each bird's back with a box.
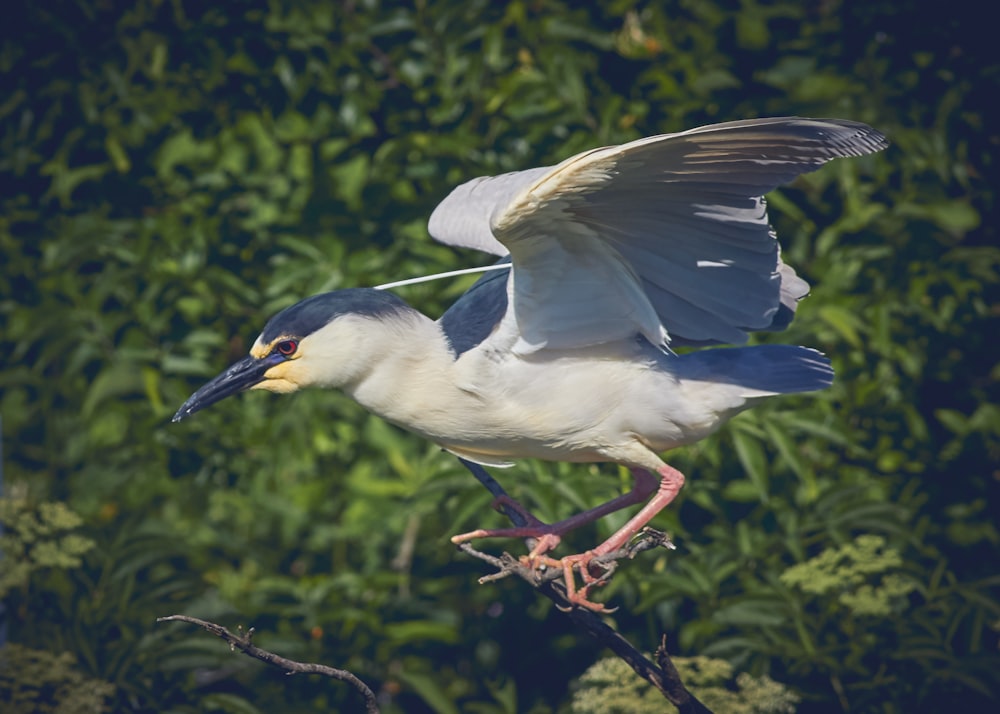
[437,257,511,357]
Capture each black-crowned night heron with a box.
[174,117,887,610]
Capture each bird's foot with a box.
[525,529,673,612]
[453,529,613,610]
[531,551,618,613]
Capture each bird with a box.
[173,117,887,610]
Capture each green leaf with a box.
[730,429,769,501]
[396,668,461,714]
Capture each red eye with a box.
[276,340,298,356]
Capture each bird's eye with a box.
[275,340,298,357]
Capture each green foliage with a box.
[0,643,115,714]
[781,534,917,617]
[572,655,798,714]
[0,495,96,597]
[2,0,997,712]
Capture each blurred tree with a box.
[1,0,996,712]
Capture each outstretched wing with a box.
[428,117,887,353]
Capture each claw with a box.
[532,551,619,612]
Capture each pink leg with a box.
[590,463,684,556]
[537,463,686,611]
[450,469,659,558]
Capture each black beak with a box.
[172,354,278,422]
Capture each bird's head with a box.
[172,288,410,422]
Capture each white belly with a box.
[420,341,738,468]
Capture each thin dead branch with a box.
[156,614,380,714]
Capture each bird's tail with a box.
[675,344,834,398]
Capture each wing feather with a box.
[428,117,886,350]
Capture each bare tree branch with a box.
[657,635,715,714]
[156,614,380,714]
[456,457,714,714]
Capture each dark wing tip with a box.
[819,119,889,157]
